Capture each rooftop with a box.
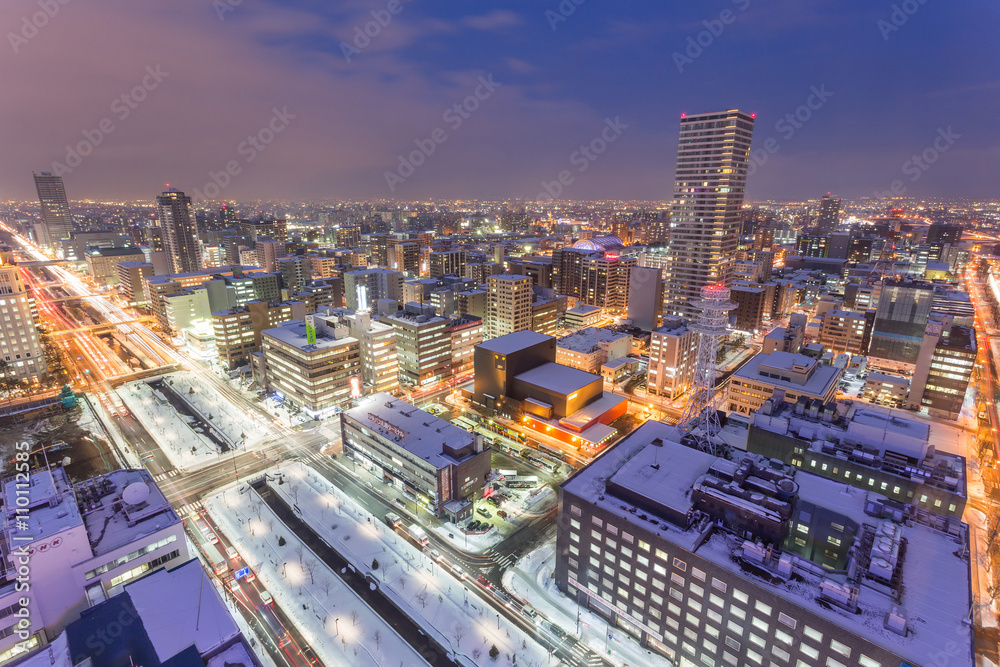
[565,303,601,315]
[735,350,841,396]
[476,330,553,355]
[262,319,358,352]
[342,393,478,469]
[515,362,600,396]
[557,327,630,354]
[76,468,180,556]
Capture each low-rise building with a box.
[85,247,145,287]
[563,302,602,329]
[556,327,631,374]
[340,393,491,520]
[863,372,909,407]
[727,350,842,417]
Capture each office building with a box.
[336,225,362,249]
[0,254,47,382]
[662,110,755,320]
[340,394,490,520]
[450,315,483,376]
[564,303,603,329]
[316,307,399,396]
[465,260,504,285]
[382,302,452,387]
[429,250,467,278]
[531,296,559,337]
[278,256,311,292]
[212,299,305,369]
[239,218,287,243]
[816,194,841,233]
[647,317,699,399]
[389,239,419,275]
[749,398,966,519]
[486,274,533,339]
[554,420,972,667]
[552,237,624,298]
[796,234,829,258]
[729,285,767,332]
[456,289,487,319]
[284,277,344,314]
[863,372,910,407]
[255,317,362,418]
[818,309,875,355]
[0,467,188,662]
[33,172,73,244]
[581,254,636,314]
[926,222,962,247]
[626,266,663,330]
[344,267,403,311]
[556,327,631,374]
[116,262,155,307]
[84,247,145,287]
[908,318,976,420]
[255,239,287,272]
[727,350,842,417]
[868,280,935,369]
[156,189,201,274]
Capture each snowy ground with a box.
[205,487,429,667]
[269,462,554,667]
[504,541,674,667]
[117,378,226,470]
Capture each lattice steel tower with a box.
[677,284,735,456]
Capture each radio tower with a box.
[677,284,736,457]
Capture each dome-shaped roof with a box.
[571,235,624,252]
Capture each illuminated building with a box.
[646,317,699,399]
[156,189,202,275]
[0,251,47,382]
[662,110,755,320]
[486,274,532,339]
[33,171,73,244]
[382,302,452,387]
[212,300,305,370]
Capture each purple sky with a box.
[2,0,997,203]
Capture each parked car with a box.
[497,510,508,519]
[477,507,492,519]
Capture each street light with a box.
[335,617,340,636]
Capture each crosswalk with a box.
[494,553,516,569]
[153,469,182,482]
[176,500,203,516]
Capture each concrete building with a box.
[336,225,362,249]
[818,309,875,355]
[486,274,533,340]
[389,239,419,275]
[749,398,966,519]
[564,303,603,329]
[84,247,144,287]
[863,372,910,407]
[580,253,636,314]
[283,276,344,314]
[429,249,466,278]
[761,323,805,355]
[240,218,287,243]
[0,255,47,382]
[382,302,452,387]
[319,307,399,396]
[556,327,632,374]
[647,317,699,399]
[255,317,362,418]
[626,266,663,331]
[554,420,972,667]
[0,468,188,663]
[255,239,287,272]
[531,296,559,337]
[868,280,935,370]
[340,394,491,520]
[33,172,74,245]
[662,110,755,320]
[116,262,155,307]
[278,256,311,291]
[727,350,842,417]
[450,315,483,377]
[212,300,305,369]
[908,318,976,420]
[344,268,404,311]
[465,260,503,285]
[729,284,767,332]
[816,194,841,233]
[156,189,201,275]
[456,289,487,319]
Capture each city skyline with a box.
[1,1,997,203]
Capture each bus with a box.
[495,439,527,457]
[452,416,477,431]
[406,524,429,547]
[202,542,228,576]
[505,476,539,489]
[258,604,292,648]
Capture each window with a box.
[803,625,822,642]
[725,636,740,651]
[707,609,722,624]
[656,548,669,561]
[622,532,634,543]
[570,504,581,516]
[727,620,743,634]
[692,567,706,581]
[730,605,746,620]
[109,550,180,588]
[669,587,683,601]
[709,594,724,608]
[690,583,704,597]
[829,639,851,658]
[801,644,819,660]
[671,572,685,586]
[592,516,603,527]
[749,633,766,648]
[746,649,763,664]
[672,557,687,571]
[751,617,769,632]
[86,535,179,580]
[607,524,617,535]
[754,601,772,615]
[592,529,602,540]
[777,612,796,629]
[858,657,881,667]
[732,589,748,603]
[638,539,650,551]
[775,629,793,645]
[771,646,790,662]
[712,578,727,592]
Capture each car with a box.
[244,569,256,582]
[229,579,240,591]
[394,497,406,508]
[477,508,492,519]
[259,590,273,605]
[206,532,219,545]
[226,546,239,560]
[429,549,442,561]
[476,575,491,588]
[467,520,480,531]
[522,605,539,621]
[452,564,466,579]
[497,510,508,519]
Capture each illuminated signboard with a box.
[350,376,362,399]
[368,413,405,439]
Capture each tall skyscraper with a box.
[156,189,202,275]
[662,110,754,320]
[0,250,48,382]
[32,172,74,244]
[817,193,842,233]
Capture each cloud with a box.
[461,10,522,31]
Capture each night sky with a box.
[2,0,997,203]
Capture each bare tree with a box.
[294,545,304,566]
[416,592,428,609]
[302,559,316,585]
[320,577,332,597]
[351,609,359,626]
[373,629,382,651]
[451,625,464,648]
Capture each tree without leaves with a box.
[351,609,359,626]
[451,625,464,648]
[373,629,382,651]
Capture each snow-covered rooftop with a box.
[343,392,477,469]
[515,362,600,395]
[476,330,553,355]
[557,327,630,354]
[734,350,841,397]
[3,467,81,544]
[262,319,358,352]
[77,469,180,556]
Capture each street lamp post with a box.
[335,617,339,636]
